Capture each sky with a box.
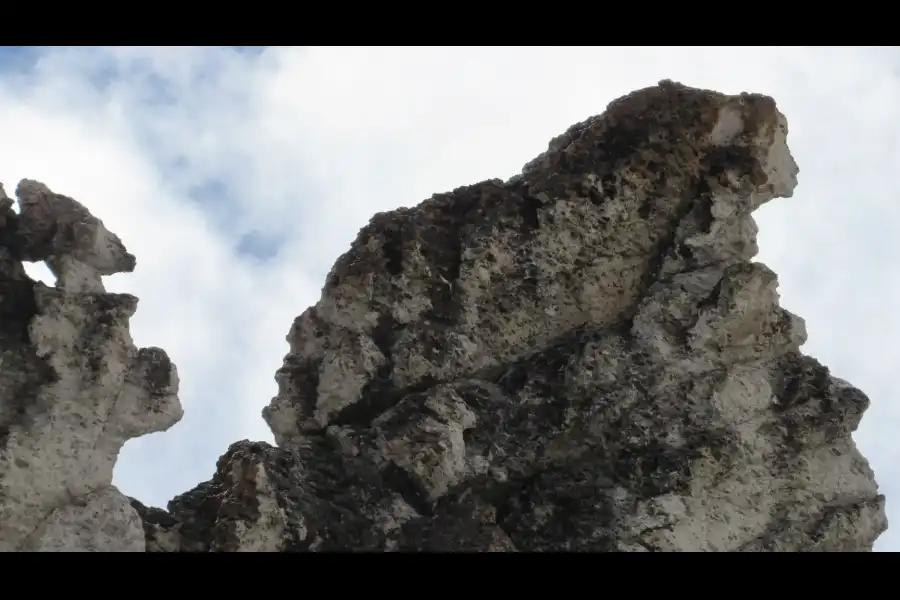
[0,46,898,551]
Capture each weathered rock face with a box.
[1,81,887,551]
[0,181,182,552]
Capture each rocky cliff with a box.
[0,81,887,552]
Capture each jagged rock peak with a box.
[135,81,884,552]
[0,180,182,551]
[264,79,803,438]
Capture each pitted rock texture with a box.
[131,81,884,552]
[0,181,182,552]
[1,81,887,552]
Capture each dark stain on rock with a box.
[0,242,59,445]
[520,194,544,233]
[0,280,38,345]
[415,192,474,326]
[331,313,401,428]
[770,352,831,412]
[381,219,405,277]
[136,347,173,396]
[382,462,433,517]
[496,462,622,552]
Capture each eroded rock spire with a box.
[0,181,181,551]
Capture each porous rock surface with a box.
[2,81,888,552]
[0,180,181,551]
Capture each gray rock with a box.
[0,80,886,551]
[16,179,136,293]
[0,183,181,552]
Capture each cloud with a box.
[0,46,897,550]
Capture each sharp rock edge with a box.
[0,81,886,552]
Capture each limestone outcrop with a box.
[1,81,888,551]
[0,181,182,551]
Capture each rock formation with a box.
[0,81,887,552]
[0,180,181,551]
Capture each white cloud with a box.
[1,46,897,550]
